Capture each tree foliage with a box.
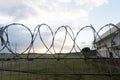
[81,47,91,59]
[81,47,97,59]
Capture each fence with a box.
[0,23,120,80]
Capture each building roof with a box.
[96,22,120,42]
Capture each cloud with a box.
[0,0,110,53]
[17,0,108,27]
[36,8,88,24]
[0,0,35,20]
[0,13,14,23]
[75,0,108,9]
[0,0,108,25]
[0,0,109,24]
[0,0,22,8]
[18,0,89,27]
[58,0,72,3]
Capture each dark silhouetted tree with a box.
[81,47,98,60]
[81,47,91,60]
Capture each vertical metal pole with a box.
[106,59,112,80]
[0,61,3,80]
[27,60,29,80]
[64,59,66,80]
[9,61,12,80]
[35,60,39,80]
[18,60,21,80]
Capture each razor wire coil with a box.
[0,23,120,59]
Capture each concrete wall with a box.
[96,31,120,58]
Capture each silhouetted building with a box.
[95,22,120,58]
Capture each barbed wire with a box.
[0,23,120,59]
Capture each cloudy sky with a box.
[0,0,120,53]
